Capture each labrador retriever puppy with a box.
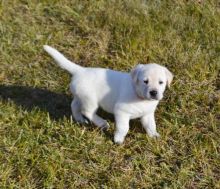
[44,45,173,144]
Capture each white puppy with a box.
[44,45,173,144]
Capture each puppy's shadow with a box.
[0,85,144,141]
[0,85,72,120]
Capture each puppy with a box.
[44,45,173,144]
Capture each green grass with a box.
[0,0,219,188]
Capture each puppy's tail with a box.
[43,45,82,75]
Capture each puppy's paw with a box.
[100,121,110,130]
[148,131,160,138]
[114,134,125,144]
[75,115,90,124]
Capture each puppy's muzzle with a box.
[149,90,158,99]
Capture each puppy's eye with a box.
[159,81,163,85]
[144,80,149,84]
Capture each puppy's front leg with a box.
[141,113,160,138]
[114,113,130,144]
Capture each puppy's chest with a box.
[117,101,159,119]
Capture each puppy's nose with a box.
[150,90,157,97]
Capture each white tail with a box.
[43,45,82,75]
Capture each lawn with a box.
[0,0,219,188]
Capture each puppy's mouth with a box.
[147,96,160,101]
[150,96,160,100]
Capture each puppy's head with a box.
[131,63,173,101]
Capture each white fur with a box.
[44,45,173,144]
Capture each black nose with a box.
[150,90,157,97]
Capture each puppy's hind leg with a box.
[71,99,88,124]
[80,100,109,129]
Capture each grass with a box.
[0,0,219,188]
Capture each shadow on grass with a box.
[0,85,72,120]
[0,85,144,139]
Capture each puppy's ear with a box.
[164,67,173,88]
[131,64,144,84]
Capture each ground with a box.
[0,0,219,188]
